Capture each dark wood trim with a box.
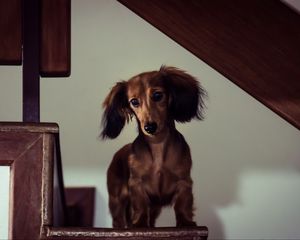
[0,0,22,65]
[118,0,300,130]
[0,122,58,133]
[53,132,68,227]
[22,0,40,122]
[40,0,71,77]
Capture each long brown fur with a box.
[101,66,206,228]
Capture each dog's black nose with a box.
[144,122,157,134]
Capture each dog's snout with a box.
[144,122,157,134]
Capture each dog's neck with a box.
[139,125,176,173]
[145,129,169,144]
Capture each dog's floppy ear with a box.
[160,66,206,122]
[101,81,130,139]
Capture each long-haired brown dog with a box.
[101,66,206,228]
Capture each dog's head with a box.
[101,66,206,139]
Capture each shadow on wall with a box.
[183,109,300,239]
[94,190,109,227]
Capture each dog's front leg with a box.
[174,179,197,227]
[129,178,149,227]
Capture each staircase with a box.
[3,0,299,238]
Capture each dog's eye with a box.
[152,91,163,102]
[130,98,140,107]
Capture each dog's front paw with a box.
[132,222,149,228]
[132,217,149,228]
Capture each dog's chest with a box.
[146,142,177,196]
[150,143,164,174]
[130,139,183,198]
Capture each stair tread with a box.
[46,226,208,239]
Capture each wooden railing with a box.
[0,122,208,239]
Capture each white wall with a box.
[1,1,300,239]
[0,166,10,240]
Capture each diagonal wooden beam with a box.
[118,0,300,130]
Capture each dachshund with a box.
[101,66,206,228]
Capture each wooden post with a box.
[22,0,40,122]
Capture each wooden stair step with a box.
[45,226,208,239]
